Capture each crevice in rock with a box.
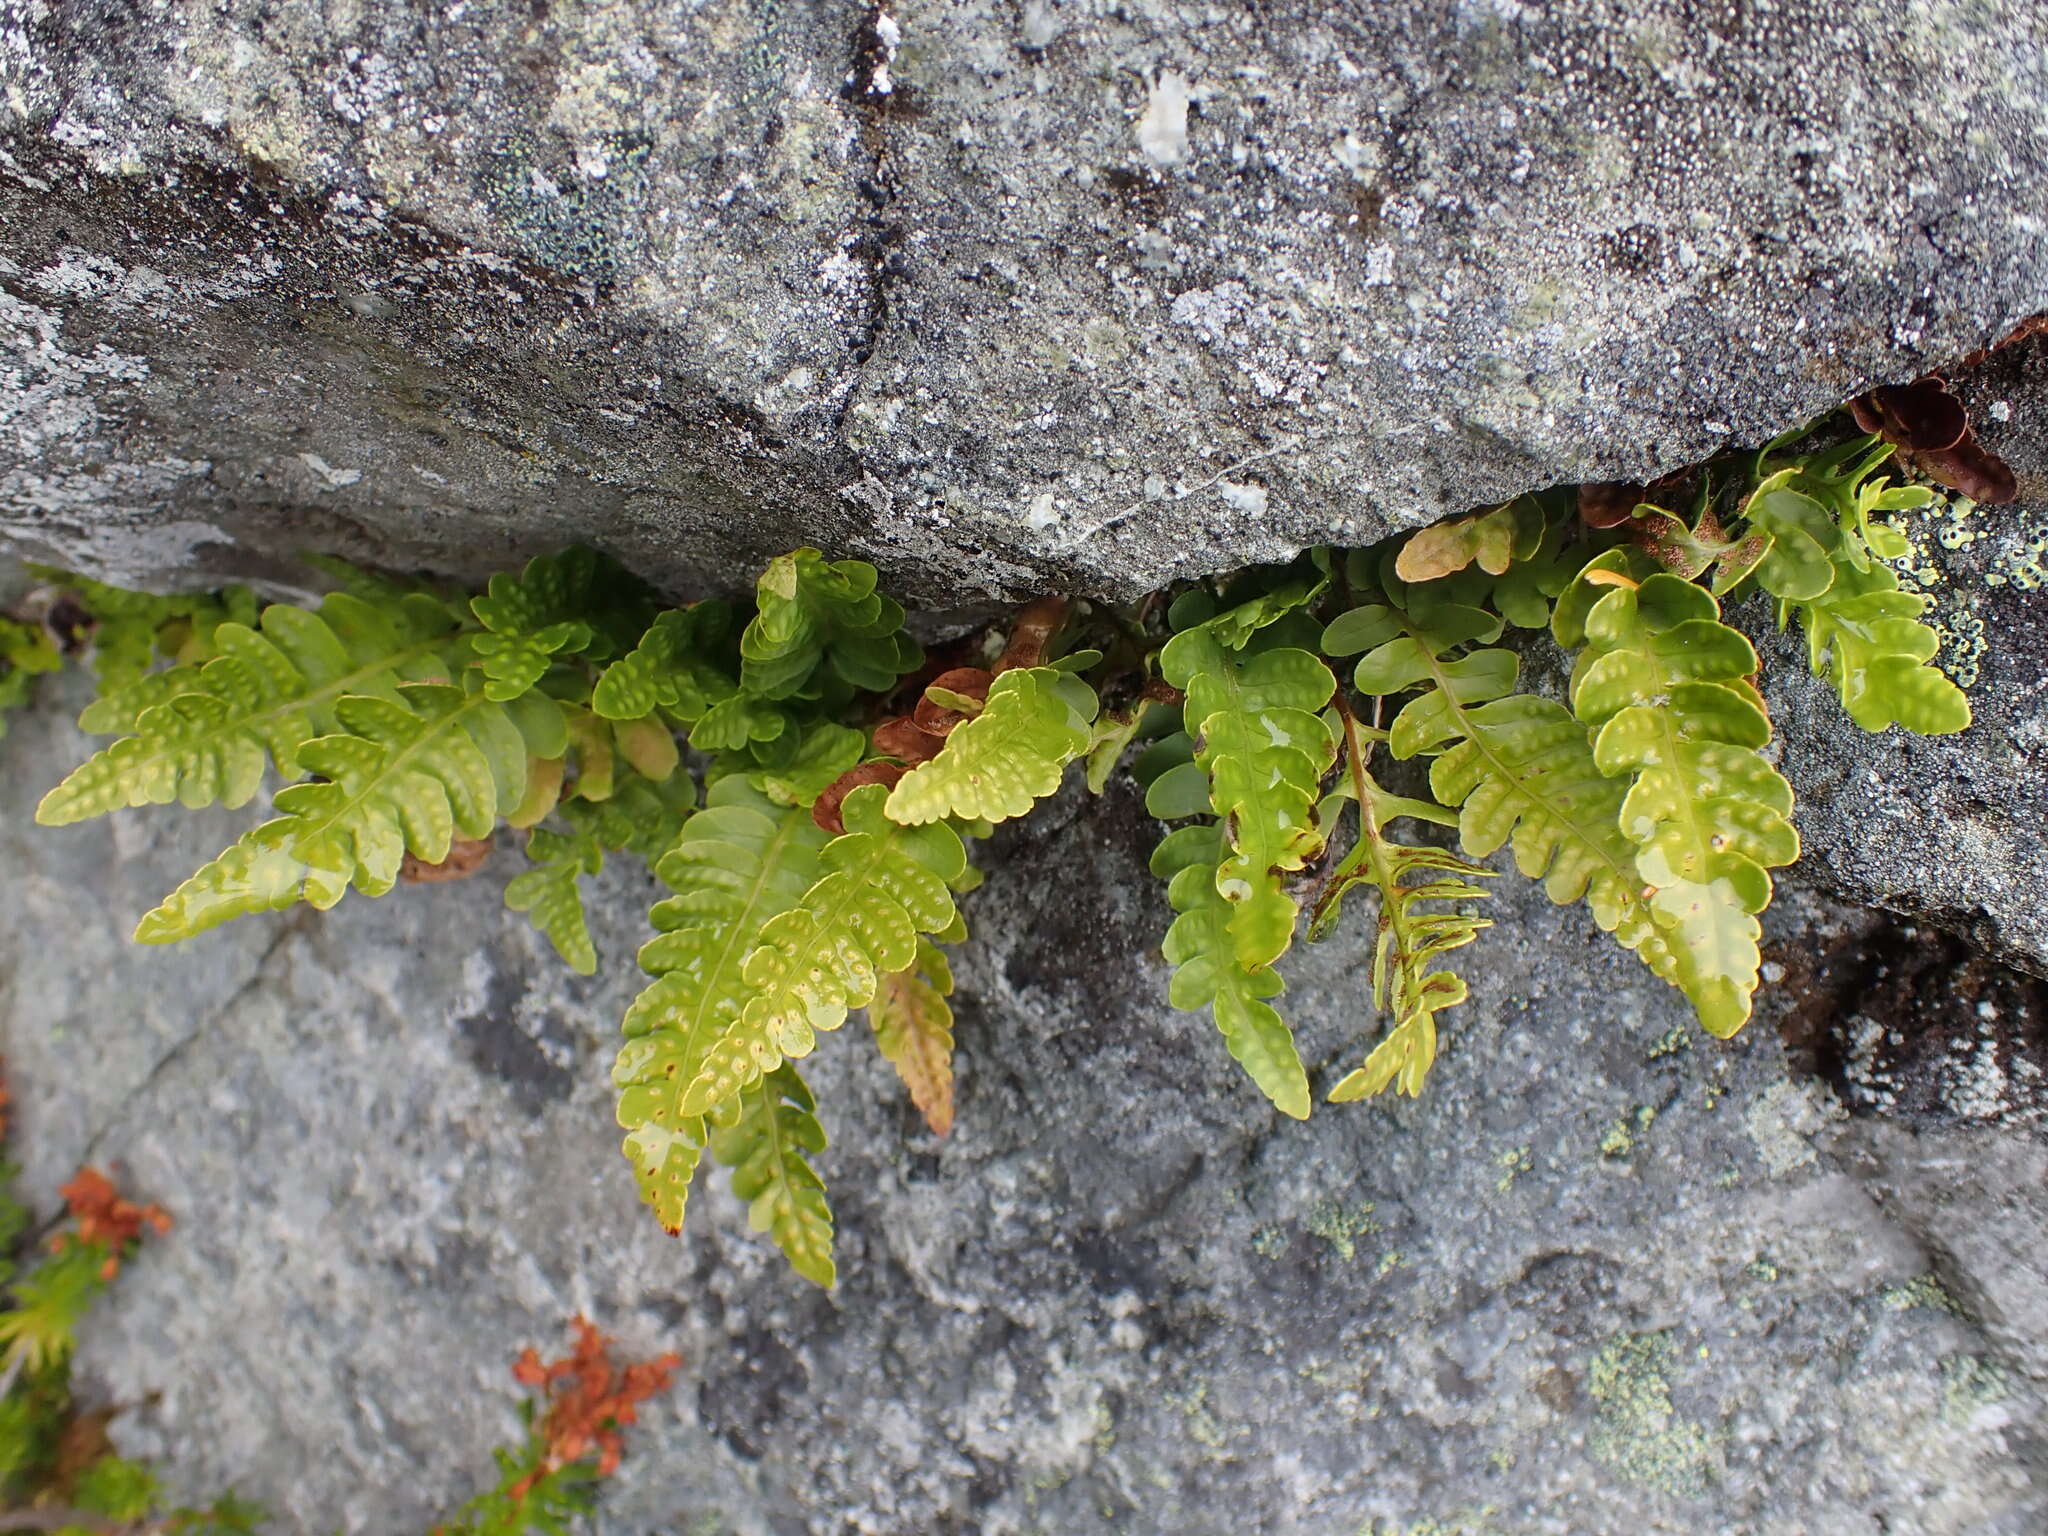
[76,910,309,1169]
[1769,901,2048,1133]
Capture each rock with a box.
[5,3,2048,601]
[1763,334,2048,973]
[3,671,2044,1534]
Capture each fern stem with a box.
[1331,691,1418,989]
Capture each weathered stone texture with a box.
[4,1,2047,600]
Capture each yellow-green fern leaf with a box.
[134,682,539,941]
[1326,602,1700,1022]
[677,784,966,1116]
[1160,626,1336,970]
[505,828,603,975]
[38,592,459,826]
[709,1064,836,1287]
[884,667,1097,826]
[869,935,959,1135]
[1569,572,1799,1036]
[1151,824,1310,1119]
[614,777,831,1234]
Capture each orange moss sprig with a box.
[508,1317,680,1494]
[53,1168,172,1282]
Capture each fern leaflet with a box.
[709,1065,837,1287]
[869,933,960,1135]
[676,784,967,1117]
[38,592,461,825]
[1317,701,1493,1099]
[135,682,555,941]
[505,828,604,975]
[1158,624,1336,970]
[1567,571,1799,1035]
[1150,823,1310,1118]
[614,777,832,1236]
[884,667,1097,825]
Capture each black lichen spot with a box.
[453,964,575,1112]
[1602,223,1664,277]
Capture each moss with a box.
[1587,1331,1718,1498]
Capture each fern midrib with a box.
[1406,624,1643,899]
[1335,700,1427,1006]
[286,686,498,857]
[682,812,823,1048]
[132,637,446,776]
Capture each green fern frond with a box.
[1568,571,1799,1035]
[709,1064,836,1287]
[885,667,1098,825]
[1324,599,1699,1020]
[505,828,603,975]
[134,681,555,941]
[1150,823,1310,1119]
[1159,624,1337,970]
[590,602,737,721]
[613,778,831,1236]
[676,784,967,1116]
[469,547,651,700]
[1317,708,1493,1101]
[1738,466,1970,734]
[38,593,462,825]
[740,549,921,700]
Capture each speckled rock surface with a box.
[5,2,2048,601]
[3,671,2045,1536]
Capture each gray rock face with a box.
[3,671,2045,1535]
[4,2,2048,600]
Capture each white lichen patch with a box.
[1137,72,1193,168]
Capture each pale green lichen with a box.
[1646,1023,1691,1060]
[1494,1145,1533,1193]
[1599,1106,1656,1160]
[1884,1274,1967,1318]
[1587,1331,1719,1498]
[1305,1199,1382,1262]
[1940,1354,2010,1427]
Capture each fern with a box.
[1736,453,1970,733]
[37,591,461,825]
[135,681,557,941]
[869,932,960,1135]
[740,548,920,700]
[677,784,968,1117]
[1156,620,1337,970]
[1566,570,1799,1035]
[613,777,833,1236]
[506,828,604,975]
[1150,822,1310,1118]
[884,667,1097,825]
[469,546,652,701]
[1323,593,1703,1033]
[710,1065,837,1286]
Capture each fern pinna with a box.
[24,414,1973,1286]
